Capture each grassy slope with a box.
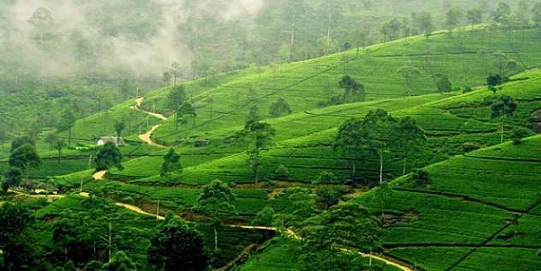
[353,135,541,270]
[7,27,541,271]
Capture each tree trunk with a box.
[68,128,72,146]
[379,149,383,185]
[500,120,504,144]
[214,226,218,252]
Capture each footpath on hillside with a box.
[131,97,167,148]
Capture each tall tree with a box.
[397,66,421,96]
[491,95,518,143]
[0,203,39,270]
[491,2,512,28]
[446,6,464,33]
[114,119,126,138]
[176,102,197,129]
[238,121,275,183]
[28,7,54,44]
[10,136,35,153]
[467,9,483,29]
[94,142,123,171]
[160,148,182,178]
[171,61,182,87]
[196,180,236,253]
[338,75,365,102]
[301,202,380,270]
[396,116,426,175]
[2,168,22,192]
[147,216,208,271]
[9,143,41,176]
[487,73,503,95]
[416,11,434,40]
[168,85,187,112]
[334,109,401,184]
[54,139,65,164]
[102,251,136,271]
[57,110,76,146]
[533,2,541,37]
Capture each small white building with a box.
[96,137,127,146]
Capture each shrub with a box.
[510,127,530,145]
[274,164,289,181]
[462,86,473,93]
[269,97,292,117]
[462,142,480,152]
[313,171,336,184]
[410,168,430,187]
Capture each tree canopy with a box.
[94,142,123,171]
[160,148,182,178]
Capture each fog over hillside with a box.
[0,0,267,78]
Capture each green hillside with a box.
[2,20,541,270]
[352,135,541,270]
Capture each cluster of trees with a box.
[321,75,365,106]
[2,137,42,192]
[0,195,210,271]
[334,109,426,184]
[167,85,197,131]
[252,185,382,270]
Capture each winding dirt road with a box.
[138,124,167,148]
[131,97,167,147]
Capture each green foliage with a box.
[510,127,530,145]
[338,75,365,103]
[160,148,182,178]
[409,168,430,186]
[490,95,518,119]
[177,102,197,128]
[269,97,292,118]
[9,143,42,173]
[252,207,276,227]
[396,66,421,96]
[273,164,289,181]
[487,73,503,95]
[304,203,380,251]
[196,180,236,252]
[148,217,208,271]
[95,142,124,171]
[315,188,342,210]
[167,85,187,112]
[2,168,22,192]
[435,73,452,93]
[10,136,35,153]
[313,171,336,184]
[113,119,126,138]
[238,121,276,183]
[274,187,317,229]
[102,251,136,271]
[0,202,31,245]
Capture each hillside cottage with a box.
[96,136,127,146]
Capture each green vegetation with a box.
[2,2,541,269]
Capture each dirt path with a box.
[16,189,411,271]
[131,97,168,148]
[131,97,167,120]
[231,225,409,270]
[116,202,165,220]
[138,124,167,148]
[92,170,106,180]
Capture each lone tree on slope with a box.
[491,95,518,144]
[94,142,123,171]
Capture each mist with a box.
[0,0,268,79]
